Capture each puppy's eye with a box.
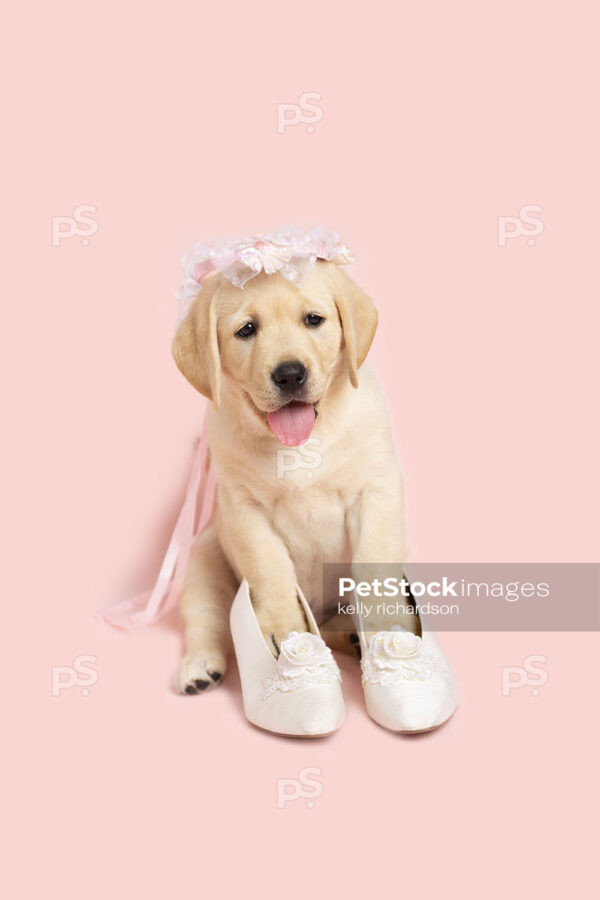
[305,314,324,327]
[236,322,256,338]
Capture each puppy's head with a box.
[172,260,377,445]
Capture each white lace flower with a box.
[263,632,341,699]
[279,632,330,670]
[369,628,422,664]
[361,626,449,686]
[238,236,295,276]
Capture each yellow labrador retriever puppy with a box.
[172,260,409,694]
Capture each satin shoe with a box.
[355,609,459,733]
[230,580,346,737]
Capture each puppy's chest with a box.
[261,474,354,562]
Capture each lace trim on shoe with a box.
[360,626,450,686]
[262,631,341,700]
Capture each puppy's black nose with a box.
[271,361,307,393]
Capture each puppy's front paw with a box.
[348,632,361,659]
[176,650,227,695]
[257,606,310,658]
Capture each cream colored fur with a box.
[172,261,409,694]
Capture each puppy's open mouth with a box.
[266,401,318,447]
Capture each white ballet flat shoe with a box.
[356,613,459,734]
[230,580,346,737]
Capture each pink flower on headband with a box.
[176,226,354,313]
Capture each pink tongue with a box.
[267,402,316,446]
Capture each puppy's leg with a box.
[220,492,307,656]
[176,526,237,695]
[347,478,419,638]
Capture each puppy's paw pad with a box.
[176,652,226,695]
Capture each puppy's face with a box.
[217,266,342,414]
[173,260,378,445]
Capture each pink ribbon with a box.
[96,417,216,630]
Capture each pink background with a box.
[3,2,598,898]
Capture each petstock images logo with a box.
[320,563,600,632]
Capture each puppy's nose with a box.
[271,361,307,393]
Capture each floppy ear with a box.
[333,268,378,388]
[172,279,221,408]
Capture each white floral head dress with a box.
[175,225,354,323]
